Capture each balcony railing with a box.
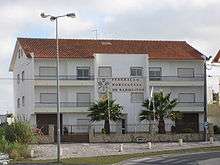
[34,75,94,80]
[149,75,204,81]
[35,102,92,108]
[176,102,204,107]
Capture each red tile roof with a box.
[17,38,203,60]
[212,50,220,63]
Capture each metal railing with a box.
[35,102,92,108]
[34,75,95,80]
[176,102,204,107]
[149,75,204,81]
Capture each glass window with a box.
[98,66,112,77]
[22,71,25,82]
[17,98,20,108]
[40,93,57,103]
[77,67,90,80]
[39,67,56,76]
[17,74,20,84]
[77,93,90,107]
[178,93,195,102]
[177,68,194,78]
[130,67,143,77]
[131,92,144,103]
[22,96,25,106]
[149,67,161,80]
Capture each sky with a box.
[0,0,220,114]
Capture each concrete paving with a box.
[31,141,220,160]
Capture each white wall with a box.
[94,53,149,126]
[149,60,204,76]
[34,86,94,102]
[13,43,34,120]
[34,58,94,76]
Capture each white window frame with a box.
[76,93,91,107]
[39,66,57,76]
[177,68,194,78]
[178,93,195,103]
[98,66,112,77]
[130,67,143,77]
[76,66,90,79]
[149,67,162,80]
[17,98,20,108]
[21,71,25,82]
[40,93,57,103]
[22,96,25,107]
[17,74,20,84]
[131,92,144,103]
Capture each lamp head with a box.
[66,13,76,18]
[50,16,56,21]
[40,13,48,18]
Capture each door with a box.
[175,113,199,133]
[36,114,63,141]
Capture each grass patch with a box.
[11,146,220,165]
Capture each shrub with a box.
[4,120,35,144]
[5,143,30,160]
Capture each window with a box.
[77,119,90,132]
[40,93,57,103]
[22,96,25,106]
[22,71,25,82]
[149,67,161,80]
[76,93,90,107]
[98,66,112,77]
[77,67,90,80]
[17,98,20,108]
[131,92,144,103]
[178,93,195,102]
[17,74,20,84]
[18,49,22,59]
[177,68,194,78]
[39,67,56,77]
[130,67,143,77]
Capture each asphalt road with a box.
[123,151,220,165]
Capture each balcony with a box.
[34,75,94,86]
[175,102,204,112]
[34,102,92,113]
[149,75,204,86]
[34,75,94,80]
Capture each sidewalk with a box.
[32,141,220,160]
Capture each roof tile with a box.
[17,38,203,60]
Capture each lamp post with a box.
[203,55,212,141]
[40,12,76,163]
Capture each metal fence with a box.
[34,75,94,80]
[149,75,204,81]
[35,102,92,108]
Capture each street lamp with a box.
[40,12,76,163]
[203,55,212,142]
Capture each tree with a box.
[88,97,123,134]
[140,91,181,134]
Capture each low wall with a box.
[89,133,212,143]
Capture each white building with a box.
[9,38,205,136]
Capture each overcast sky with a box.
[0,0,220,114]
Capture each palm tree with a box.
[88,97,123,134]
[140,91,181,134]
